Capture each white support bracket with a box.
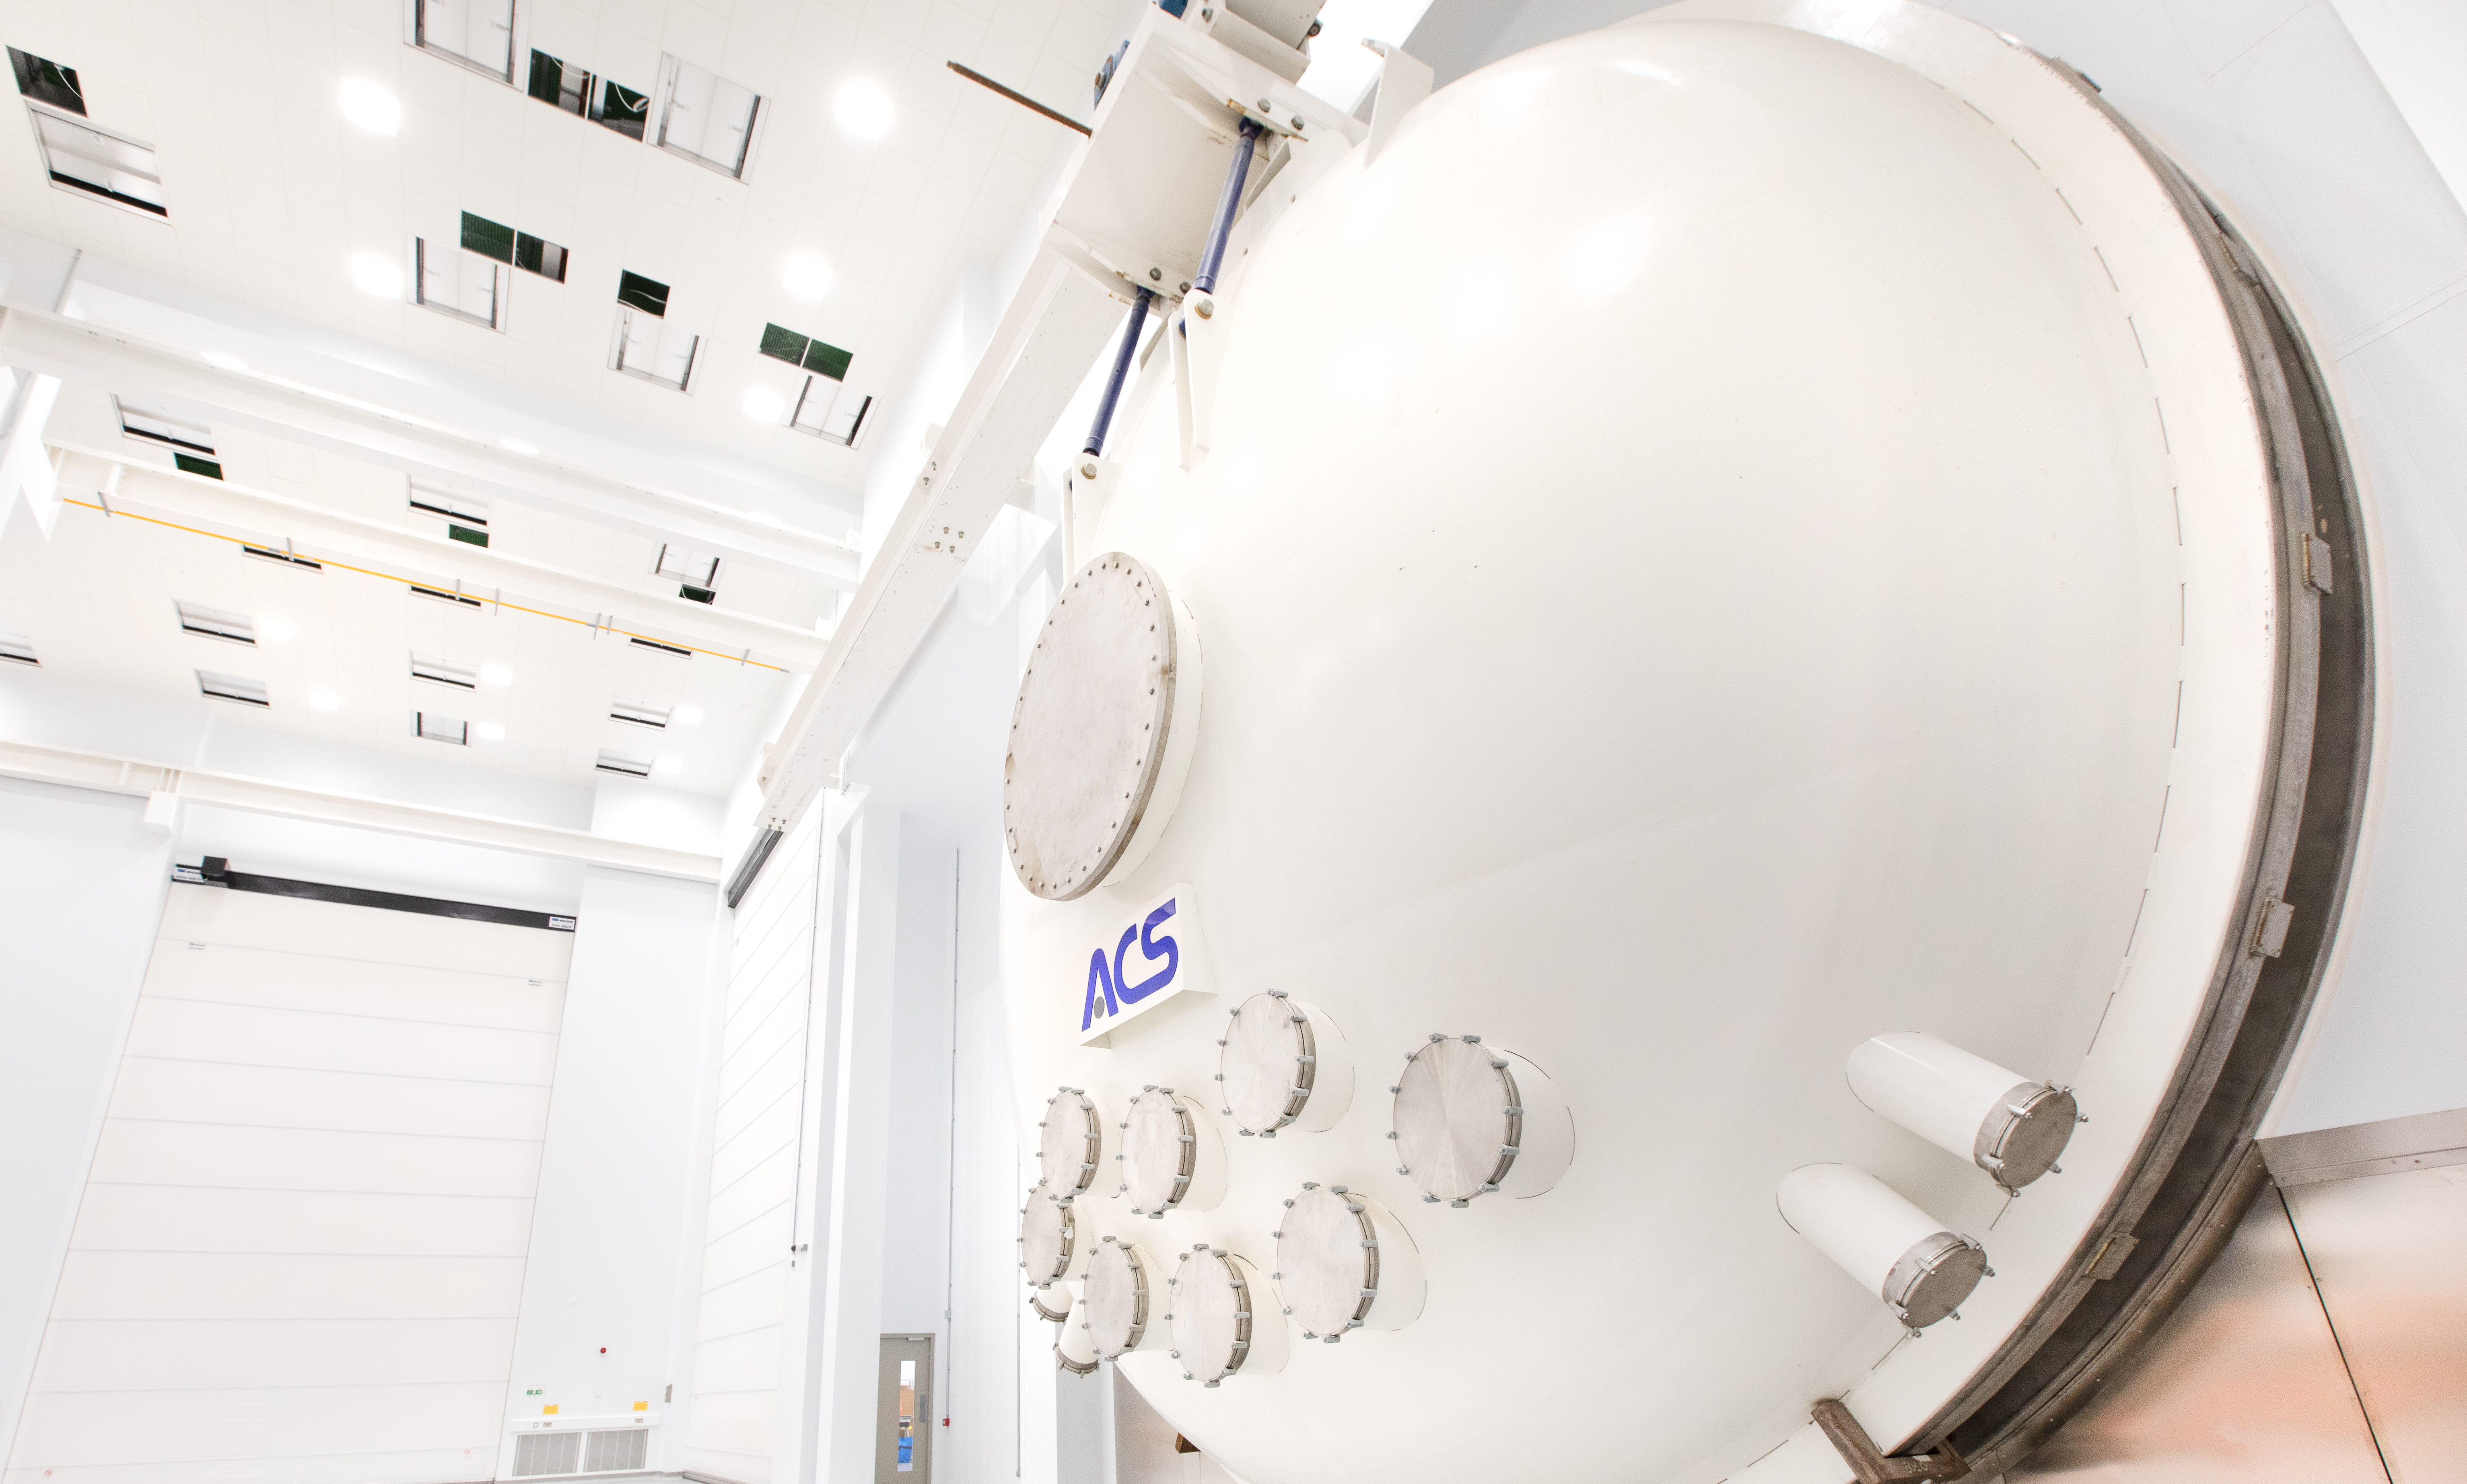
[735,5,1395,892]
[753,249,1131,833]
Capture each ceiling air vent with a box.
[0,631,38,666]
[527,49,592,115]
[8,47,84,115]
[412,653,478,689]
[653,543,719,602]
[197,669,269,707]
[611,697,671,728]
[593,78,650,140]
[416,712,470,745]
[412,0,515,82]
[31,111,164,217]
[410,584,485,609]
[242,544,321,570]
[655,55,761,179]
[611,272,698,391]
[115,396,215,454]
[595,748,653,778]
[414,234,507,332]
[792,377,873,449]
[175,601,255,645]
[628,636,692,659]
[409,482,491,547]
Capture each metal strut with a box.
[1193,117,1265,296]
[1083,286,1155,457]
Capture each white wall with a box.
[843,510,1067,1484]
[496,867,720,1469]
[0,778,173,1467]
[681,805,824,1483]
[3,886,572,1484]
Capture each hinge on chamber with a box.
[2252,896,2296,959]
[2303,533,2333,594]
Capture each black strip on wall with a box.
[173,861,576,931]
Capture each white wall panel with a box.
[84,1122,547,1196]
[141,944,569,1029]
[0,778,173,1468]
[708,1089,801,1193]
[119,998,562,1083]
[695,1266,788,1345]
[707,1146,799,1241]
[49,1253,527,1321]
[2,885,572,1484]
[101,1060,553,1137]
[27,1318,522,1391]
[11,1382,511,1462]
[680,805,822,1483]
[64,1186,541,1258]
[493,867,720,1465]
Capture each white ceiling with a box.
[0,0,1130,808]
[0,0,1118,494]
[2,397,799,789]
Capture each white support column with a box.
[774,790,904,1484]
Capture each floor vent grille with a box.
[510,1425,651,1477]
[584,1427,651,1472]
[511,1432,582,1477]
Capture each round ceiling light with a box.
[834,79,893,140]
[338,78,400,137]
[782,254,832,299]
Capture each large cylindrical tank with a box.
[998,2,2370,1480]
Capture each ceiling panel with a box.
[0,0,1114,491]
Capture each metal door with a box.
[875,1334,934,1483]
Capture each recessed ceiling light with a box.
[202,351,249,373]
[653,756,683,775]
[350,252,404,298]
[783,254,832,300]
[741,386,786,422]
[475,721,507,741]
[481,663,513,685]
[834,79,893,140]
[306,690,340,710]
[500,436,539,456]
[339,78,401,137]
[672,705,704,726]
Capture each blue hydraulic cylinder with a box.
[1082,286,1156,457]
[1193,117,1266,296]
